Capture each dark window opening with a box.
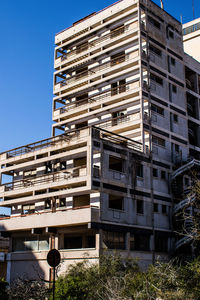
[103,231,125,250]
[64,236,82,249]
[169,30,174,39]
[73,194,90,207]
[111,51,125,66]
[173,114,178,122]
[148,16,161,29]
[60,161,66,170]
[45,199,51,209]
[109,195,124,210]
[137,200,144,214]
[151,104,164,115]
[135,234,150,251]
[150,73,163,85]
[152,135,165,147]
[76,93,88,105]
[154,203,159,212]
[74,157,86,167]
[59,198,66,207]
[153,168,158,177]
[111,80,126,96]
[149,44,162,56]
[109,156,123,172]
[175,144,180,152]
[172,85,177,93]
[45,163,52,174]
[110,25,125,38]
[136,164,143,178]
[86,235,95,248]
[171,57,176,65]
[155,236,168,252]
[162,205,167,214]
[75,121,88,129]
[161,170,166,179]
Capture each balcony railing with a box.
[96,112,140,130]
[3,166,86,192]
[56,23,132,63]
[55,52,134,90]
[54,81,139,116]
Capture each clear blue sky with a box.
[0,0,198,214]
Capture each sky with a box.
[0,0,199,214]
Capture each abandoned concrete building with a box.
[1,0,200,282]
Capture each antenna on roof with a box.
[192,0,195,19]
[160,0,164,9]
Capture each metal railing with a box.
[56,53,131,88]
[57,23,131,63]
[54,81,139,115]
[3,166,86,192]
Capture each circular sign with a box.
[47,249,61,267]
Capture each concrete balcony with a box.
[0,167,87,200]
[0,129,89,167]
[53,81,140,121]
[0,206,100,232]
[54,21,138,69]
[54,52,139,95]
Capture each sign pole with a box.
[53,266,56,300]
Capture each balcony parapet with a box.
[53,81,140,117]
[1,167,87,193]
[55,22,137,66]
[0,206,100,231]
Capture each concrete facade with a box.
[0,0,200,283]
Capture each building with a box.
[183,18,200,63]
[0,217,9,280]
[0,0,200,283]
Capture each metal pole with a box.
[53,266,55,300]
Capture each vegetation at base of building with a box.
[53,254,200,300]
[3,254,200,299]
[0,278,8,300]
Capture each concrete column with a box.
[125,232,130,253]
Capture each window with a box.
[152,135,165,147]
[172,85,177,93]
[148,16,161,29]
[109,156,123,172]
[171,57,176,66]
[64,236,82,249]
[12,236,49,252]
[150,73,163,86]
[136,164,143,178]
[76,93,88,105]
[149,44,162,56]
[154,203,159,213]
[135,234,150,251]
[175,144,180,152]
[155,236,168,252]
[75,121,88,129]
[153,168,158,177]
[24,169,36,178]
[73,195,90,207]
[109,195,124,210]
[173,114,178,123]
[184,177,189,186]
[22,204,35,214]
[110,25,125,38]
[111,51,125,66]
[103,231,125,250]
[111,80,126,96]
[151,104,164,116]
[169,30,174,39]
[59,198,66,207]
[86,235,95,248]
[60,161,66,170]
[45,199,51,209]
[161,170,166,179]
[130,234,135,250]
[137,200,144,214]
[162,205,167,214]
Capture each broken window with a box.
[103,231,125,249]
[109,156,124,172]
[111,51,125,66]
[64,236,82,249]
[136,164,143,178]
[59,198,66,207]
[136,200,144,214]
[22,204,35,215]
[109,194,124,210]
[73,194,90,207]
